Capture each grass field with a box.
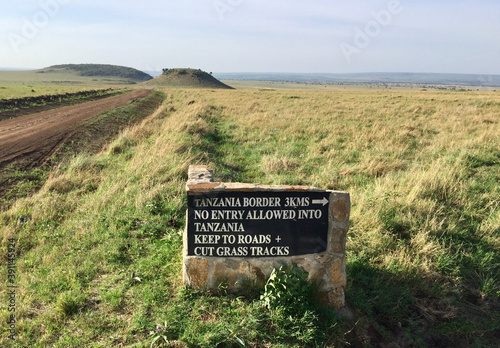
[0,85,114,100]
[0,66,149,91]
[0,89,126,118]
[219,79,497,91]
[1,87,499,347]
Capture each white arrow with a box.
[312,197,329,206]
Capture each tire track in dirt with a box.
[0,89,152,167]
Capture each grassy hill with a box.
[144,68,234,89]
[1,88,499,346]
[47,64,152,82]
[0,64,153,86]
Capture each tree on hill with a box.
[151,68,233,89]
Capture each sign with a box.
[187,191,330,257]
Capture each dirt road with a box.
[0,89,152,167]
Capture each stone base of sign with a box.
[183,165,350,307]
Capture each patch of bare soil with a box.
[0,89,152,167]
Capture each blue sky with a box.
[1,0,499,74]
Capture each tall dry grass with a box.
[1,87,499,346]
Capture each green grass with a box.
[0,89,125,116]
[0,85,115,100]
[1,88,499,347]
[0,65,149,87]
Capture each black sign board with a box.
[187,191,330,257]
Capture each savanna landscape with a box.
[0,65,499,347]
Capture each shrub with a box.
[261,263,320,315]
